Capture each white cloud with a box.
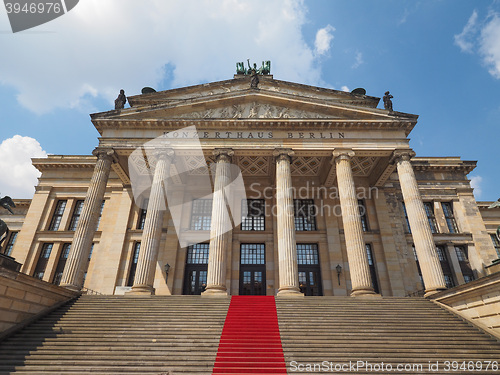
[341,86,350,92]
[314,24,335,56]
[454,9,478,53]
[479,12,500,79]
[0,0,328,114]
[352,51,363,69]
[470,175,483,198]
[0,136,48,199]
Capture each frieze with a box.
[161,130,349,140]
[176,102,335,120]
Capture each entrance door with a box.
[183,244,209,295]
[239,244,266,295]
[297,244,323,296]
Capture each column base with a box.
[125,285,155,296]
[350,288,377,297]
[277,286,304,297]
[424,288,447,298]
[202,285,228,297]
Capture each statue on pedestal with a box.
[114,89,127,110]
[383,91,393,112]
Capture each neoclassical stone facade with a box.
[2,75,499,297]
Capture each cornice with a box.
[32,156,97,172]
[411,158,476,174]
[92,118,417,136]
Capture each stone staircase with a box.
[277,297,500,374]
[0,295,499,374]
[0,295,230,375]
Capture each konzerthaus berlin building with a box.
[3,71,500,298]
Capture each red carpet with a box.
[212,296,287,374]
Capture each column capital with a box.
[213,148,234,163]
[332,149,355,163]
[147,147,175,165]
[92,148,115,162]
[390,149,416,164]
[273,148,294,163]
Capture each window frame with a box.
[293,199,317,231]
[190,199,213,231]
[358,199,369,232]
[2,231,18,256]
[126,242,141,287]
[68,200,84,231]
[441,202,459,233]
[48,200,67,231]
[423,202,438,234]
[33,243,53,280]
[241,199,265,231]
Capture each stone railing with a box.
[0,266,79,339]
[429,271,500,339]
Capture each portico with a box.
[13,74,496,299]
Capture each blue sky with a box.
[0,0,499,200]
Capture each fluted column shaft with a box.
[333,150,375,296]
[130,149,174,295]
[203,149,233,296]
[274,148,302,296]
[393,150,446,296]
[60,148,113,291]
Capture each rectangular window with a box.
[365,244,380,294]
[186,243,210,264]
[441,202,459,233]
[183,243,209,295]
[2,231,18,256]
[436,245,454,288]
[241,199,265,231]
[296,243,319,265]
[402,202,411,234]
[68,200,84,231]
[296,244,322,296]
[96,200,105,230]
[423,202,438,234]
[412,245,424,286]
[358,199,369,232]
[490,234,500,257]
[82,243,94,286]
[48,200,67,231]
[52,243,71,285]
[137,199,148,230]
[33,243,53,280]
[294,199,317,231]
[126,242,141,287]
[190,199,212,230]
[240,243,265,265]
[455,245,474,283]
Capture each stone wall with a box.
[0,266,79,336]
[430,272,500,339]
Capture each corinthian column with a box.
[129,148,174,295]
[333,149,375,296]
[203,148,234,296]
[392,150,446,296]
[274,148,302,296]
[60,148,114,291]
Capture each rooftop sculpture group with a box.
[236,59,271,76]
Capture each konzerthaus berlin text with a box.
[2,72,500,298]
